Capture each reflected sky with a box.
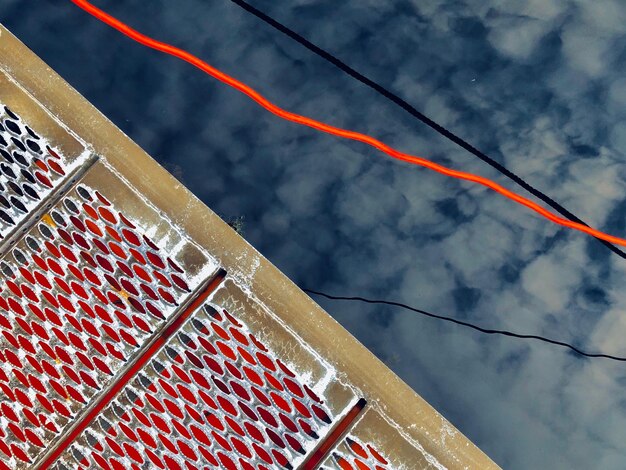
[3,0,626,468]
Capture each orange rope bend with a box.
[71,0,626,247]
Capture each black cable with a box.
[228,0,626,260]
[303,288,626,362]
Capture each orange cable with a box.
[70,0,626,247]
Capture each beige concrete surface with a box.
[0,24,499,469]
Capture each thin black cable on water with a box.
[227,0,625,363]
[303,289,626,362]
[228,0,626,260]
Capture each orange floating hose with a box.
[71,0,626,247]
